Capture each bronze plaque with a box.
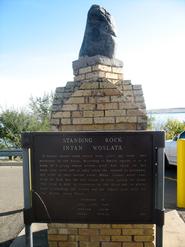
[22,131,164,223]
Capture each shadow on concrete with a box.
[33,229,48,247]
[165,165,177,210]
[1,229,48,247]
[0,239,13,247]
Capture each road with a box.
[0,166,24,247]
[165,166,177,209]
[165,165,185,222]
[0,164,184,246]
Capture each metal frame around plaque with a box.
[22,131,164,247]
[23,148,33,247]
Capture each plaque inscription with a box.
[27,132,163,223]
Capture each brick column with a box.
[49,56,154,247]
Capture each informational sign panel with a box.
[22,131,164,224]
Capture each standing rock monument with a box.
[79,5,116,58]
[49,4,154,247]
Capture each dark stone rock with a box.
[79,5,116,58]
[73,55,123,71]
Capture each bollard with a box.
[177,139,185,208]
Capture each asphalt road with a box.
[0,164,184,247]
[165,166,177,209]
[165,165,185,222]
[0,166,24,247]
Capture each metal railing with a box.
[0,149,23,158]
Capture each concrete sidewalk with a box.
[164,210,185,247]
[10,210,185,247]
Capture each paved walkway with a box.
[164,210,185,247]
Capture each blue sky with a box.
[1,0,185,110]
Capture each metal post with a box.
[23,148,33,247]
[177,139,185,208]
[156,147,165,247]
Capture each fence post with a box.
[156,147,165,247]
[23,148,33,247]
[177,139,185,208]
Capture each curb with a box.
[0,162,22,167]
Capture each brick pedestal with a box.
[49,56,154,247]
[73,55,123,84]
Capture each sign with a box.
[22,131,164,223]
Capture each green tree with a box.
[147,115,155,130]
[0,92,54,148]
[161,119,185,140]
[29,92,53,129]
[0,109,48,148]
